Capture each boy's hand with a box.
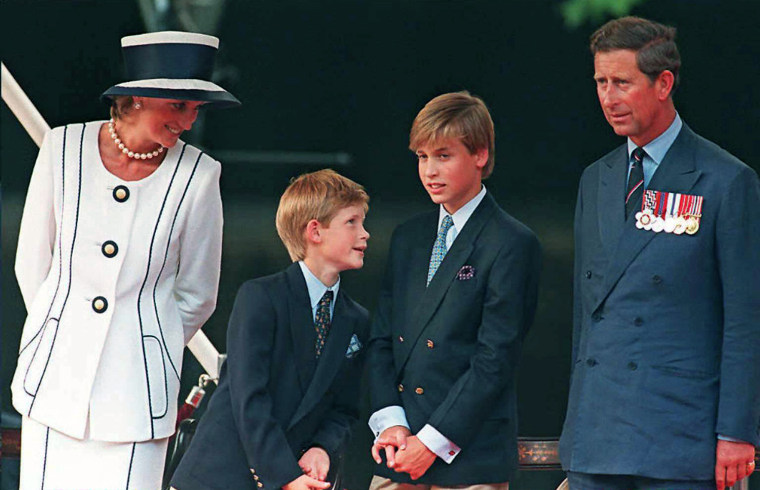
[371,425,412,468]
[298,447,331,481]
[282,474,331,490]
[392,435,436,480]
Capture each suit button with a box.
[113,185,130,202]
[257,483,263,488]
[586,359,597,367]
[628,362,638,371]
[585,270,592,279]
[397,384,404,392]
[652,275,662,284]
[634,317,644,326]
[398,336,404,342]
[426,339,434,349]
[253,475,259,480]
[92,296,108,313]
[415,387,424,395]
[592,312,602,323]
[102,240,118,258]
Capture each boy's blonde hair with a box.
[276,169,369,261]
[409,91,495,179]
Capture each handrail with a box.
[1,61,223,380]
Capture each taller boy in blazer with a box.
[560,16,760,490]
[368,92,541,488]
[171,169,370,490]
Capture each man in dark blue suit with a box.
[560,16,760,490]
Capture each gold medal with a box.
[685,216,699,235]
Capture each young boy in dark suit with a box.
[368,92,541,489]
[171,169,370,490]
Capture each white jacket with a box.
[12,121,223,442]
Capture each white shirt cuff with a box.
[368,406,410,442]
[718,434,747,443]
[417,424,461,464]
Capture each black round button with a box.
[586,359,598,367]
[628,361,638,371]
[92,296,108,313]
[113,185,130,202]
[652,275,662,284]
[585,270,592,279]
[101,240,118,258]
[634,317,644,326]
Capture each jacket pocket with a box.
[143,336,168,418]
[23,318,59,396]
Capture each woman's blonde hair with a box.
[276,169,369,261]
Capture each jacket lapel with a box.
[594,125,703,312]
[597,145,628,253]
[285,263,317,394]
[398,193,496,369]
[287,289,356,430]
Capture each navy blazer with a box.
[368,192,541,485]
[560,125,760,480]
[171,263,369,490]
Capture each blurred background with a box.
[2,0,758,488]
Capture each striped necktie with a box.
[626,147,646,219]
[427,214,454,286]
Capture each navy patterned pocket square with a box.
[346,333,362,358]
[456,265,475,281]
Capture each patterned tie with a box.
[626,147,646,219]
[315,290,333,358]
[427,214,454,286]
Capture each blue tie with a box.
[427,215,454,286]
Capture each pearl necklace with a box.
[108,119,165,160]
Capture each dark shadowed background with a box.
[2,1,758,488]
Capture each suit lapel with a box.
[594,125,703,312]
[597,145,628,253]
[285,263,317,394]
[287,290,356,430]
[399,194,496,369]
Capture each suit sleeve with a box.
[368,228,404,412]
[309,310,370,460]
[714,166,760,445]
[571,173,586,367]
[226,281,303,488]
[427,231,542,448]
[15,129,56,311]
[174,159,223,344]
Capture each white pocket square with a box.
[346,334,362,358]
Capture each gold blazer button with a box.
[415,387,424,395]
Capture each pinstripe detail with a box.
[137,143,186,433]
[152,149,204,382]
[41,426,50,489]
[28,123,85,414]
[19,125,68,357]
[125,442,136,489]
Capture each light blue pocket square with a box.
[346,334,362,358]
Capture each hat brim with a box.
[101,83,240,109]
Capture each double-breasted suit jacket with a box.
[12,122,223,442]
[560,124,760,480]
[368,193,541,485]
[171,263,369,490]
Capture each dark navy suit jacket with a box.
[368,192,541,485]
[560,125,760,480]
[171,263,369,490]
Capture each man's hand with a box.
[371,425,412,468]
[282,474,331,490]
[298,447,331,481]
[715,439,756,490]
[392,435,437,480]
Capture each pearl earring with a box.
[134,102,142,110]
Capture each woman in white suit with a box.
[11,31,239,489]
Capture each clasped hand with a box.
[283,447,331,490]
[371,426,437,480]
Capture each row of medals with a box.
[635,209,700,235]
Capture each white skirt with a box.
[20,416,169,490]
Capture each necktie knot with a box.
[319,290,333,308]
[427,215,454,286]
[632,147,645,165]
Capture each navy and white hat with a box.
[101,31,240,109]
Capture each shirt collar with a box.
[298,261,340,309]
[627,112,683,164]
[438,185,487,231]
